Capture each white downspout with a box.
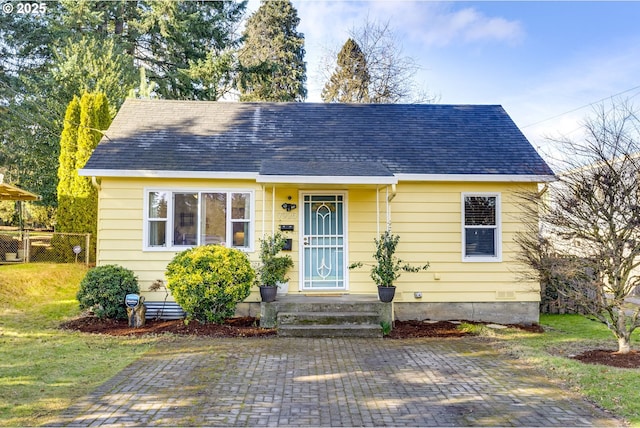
[271,185,276,234]
[91,176,101,190]
[386,184,396,231]
[376,186,380,236]
[261,185,265,239]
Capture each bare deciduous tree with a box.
[319,18,436,104]
[517,100,640,354]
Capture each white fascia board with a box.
[394,173,557,183]
[78,169,259,180]
[256,174,398,185]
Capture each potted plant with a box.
[256,233,294,302]
[350,230,429,302]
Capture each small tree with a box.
[350,230,429,287]
[517,99,640,354]
[256,233,294,287]
[321,38,370,103]
[319,18,435,104]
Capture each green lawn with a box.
[478,314,640,426]
[0,264,157,427]
[1,264,639,426]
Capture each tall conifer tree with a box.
[237,0,306,102]
[56,92,111,260]
[321,38,370,103]
[1,1,247,206]
[56,96,81,233]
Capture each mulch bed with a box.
[60,316,640,368]
[570,349,640,369]
[60,316,277,338]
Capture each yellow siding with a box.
[95,178,539,304]
[345,182,539,302]
[97,178,266,301]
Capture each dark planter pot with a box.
[377,285,396,303]
[259,285,278,302]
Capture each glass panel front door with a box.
[302,194,345,290]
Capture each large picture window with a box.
[145,190,253,250]
[462,193,501,261]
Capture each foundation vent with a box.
[495,291,516,300]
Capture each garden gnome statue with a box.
[125,294,146,328]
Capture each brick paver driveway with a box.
[51,337,622,427]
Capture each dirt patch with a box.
[60,316,639,368]
[60,317,498,339]
[387,320,473,338]
[571,349,640,369]
[60,316,277,338]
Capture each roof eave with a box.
[79,169,556,184]
[78,169,260,180]
[394,173,557,183]
[256,174,398,185]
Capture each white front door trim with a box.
[299,191,349,291]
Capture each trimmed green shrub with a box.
[77,265,139,319]
[166,245,255,324]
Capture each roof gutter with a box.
[78,169,260,180]
[394,173,557,182]
[256,174,398,185]
[78,169,556,184]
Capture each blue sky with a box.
[246,1,640,164]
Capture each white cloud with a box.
[290,1,526,101]
[363,2,525,47]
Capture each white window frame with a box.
[461,192,501,262]
[143,188,254,252]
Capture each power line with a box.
[522,84,640,129]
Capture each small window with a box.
[462,193,501,261]
[148,191,168,247]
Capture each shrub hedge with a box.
[77,264,139,319]
[165,245,255,324]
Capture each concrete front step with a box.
[273,301,385,314]
[278,311,380,326]
[278,324,383,338]
[260,295,392,338]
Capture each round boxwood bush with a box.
[77,264,139,319]
[166,245,255,324]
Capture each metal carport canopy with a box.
[0,174,39,201]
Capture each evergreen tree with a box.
[52,36,137,113]
[56,96,81,233]
[238,0,306,102]
[319,19,434,105]
[1,0,247,207]
[56,92,111,260]
[128,67,158,99]
[321,38,370,103]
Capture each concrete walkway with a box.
[50,337,622,427]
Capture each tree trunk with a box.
[617,336,631,354]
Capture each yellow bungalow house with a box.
[79,100,555,325]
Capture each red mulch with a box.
[60,316,640,368]
[571,349,640,369]
[60,316,277,338]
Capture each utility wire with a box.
[522,84,640,129]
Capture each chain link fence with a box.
[0,229,90,265]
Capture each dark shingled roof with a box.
[82,99,555,178]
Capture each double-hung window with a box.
[145,190,253,251]
[462,193,501,261]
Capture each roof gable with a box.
[81,100,555,180]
